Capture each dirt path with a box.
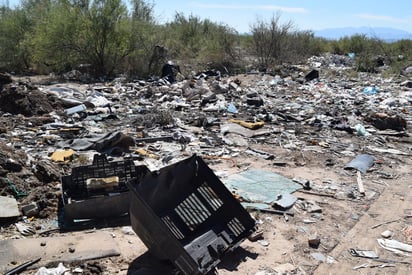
[315,161,412,275]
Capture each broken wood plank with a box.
[371,218,402,229]
[357,171,365,195]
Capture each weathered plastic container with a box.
[61,154,149,223]
[64,104,87,115]
[127,155,256,275]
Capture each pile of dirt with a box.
[0,142,61,219]
[0,83,62,116]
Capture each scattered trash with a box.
[248,230,264,241]
[224,169,301,209]
[21,202,39,217]
[227,102,238,113]
[311,252,326,262]
[121,226,135,236]
[344,154,375,174]
[257,239,270,247]
[50,149,75,162]
[229,119,265,130]
[65,104,87,115]
[354,123,369,136]
[245,147,274,160]
[293,178,311,190]
[0,196,20,218]
[371,218,401,229]
[349,248,379,259]
[35,262,69,275]
[57,131,135,156]
[273,263,296,273]
[161,61,181,83]
[61,154,149,224]
[356,171,365,195]
[367,146,410,156]
[305,69,319,82]
[15,222,36,236]
[363,86,377,95]
[273,193,297,210]
[0,52,411,274]
[377,238,412,256]
[3,257,41,275]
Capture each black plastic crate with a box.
[61,154,149,223]
[127,155,256,275]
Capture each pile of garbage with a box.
[0,55,411,274]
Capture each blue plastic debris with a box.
[363,86,377,95]
[354,124,369,136]
[227,102,238,114]
[223,169,301,209]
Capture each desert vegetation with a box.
[0,0,411,79]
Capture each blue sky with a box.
[153,0,412,34]
[3,0,412,34]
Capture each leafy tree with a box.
[0,5,33,72]
[30,0,134,77]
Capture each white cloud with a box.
[355,13,409,24]
[190,2,307,13]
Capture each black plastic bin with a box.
[126,155,256,275]
[61,154,149,223]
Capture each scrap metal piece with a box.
[344,154,375,174]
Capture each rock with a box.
[381,230,393,238]
[308,235,321,248]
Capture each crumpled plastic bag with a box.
[35,263,69,275]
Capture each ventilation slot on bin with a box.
[227,218,246,237]
[162,216,185,240]
[198,183,223,211]
[176,193,212,231]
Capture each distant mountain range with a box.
[314,27,412,42]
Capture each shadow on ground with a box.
[127,246,258,275]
